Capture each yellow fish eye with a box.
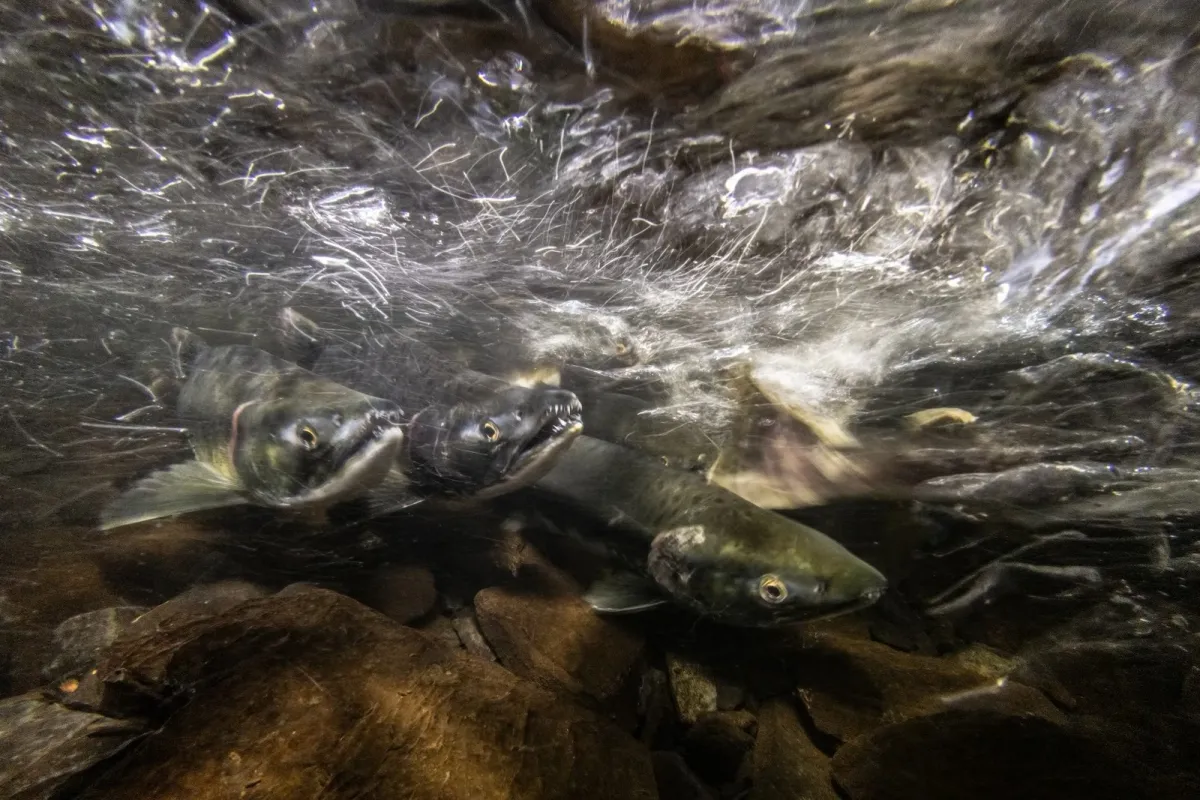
[297,425,319,450]
[758,575,788,604]
[482,420,501,442]
[614,341,629,355]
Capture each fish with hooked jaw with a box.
[261,308,585,512]
[99,332,406,531]
[523,434,889,627]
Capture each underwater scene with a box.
[2,1,1200,798]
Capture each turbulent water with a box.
[2,1,1200,798]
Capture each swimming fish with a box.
[99,336,406,530]
[525,434,889,627]
[404,385,585,501]
[262,308,584,508]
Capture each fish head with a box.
[647,511,888,627]
[231,396,405,507]
[408,387,584,498]
[530,313,643,370]
[586,330,642,370]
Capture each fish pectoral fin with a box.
[365,470,427,517]
[583,572,668,614]
[99,460,248,531]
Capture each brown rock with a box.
[714,681,744,711]
[124,580,268,636]
[666,653,719,725]
[1012,639,1197,788]
[947,643,1020,679]
[935,680,1066,726]
[418,613,466,652]
[638,667,673,746]
[792,631,1033,741]
[474,585,644,703]
[43,606,148,683]
[451,607,499,662]
[0,548,130,695]
[361,564,438,624]
[751,698,837,800]
[830,710,1148,800]
[681,711,756,786]
[652,752,716,800]
[83,586,658,800]
[0,692,143,800]
[531,0,745,107]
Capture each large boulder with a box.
[79,585,658,800]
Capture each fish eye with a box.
[659,455,671,467]
[297,424,319,450]
[758,575,789,604]
[614,341,629,355]
[481,420,501,442]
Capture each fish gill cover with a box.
[0,1,1199,798]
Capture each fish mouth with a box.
[774,585,887,626]
[280,412,405,508]
[475,400,584,499]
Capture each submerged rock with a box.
[792,631,1033,741]
[533,0,749,105]
[0,692,143,800]
[361,564,438,624]
[417,612,469,652]
[1012,638,1197,783]
[637,666,673,746]
[830,710,1151,800]
[666,653,720,725]
[474,584,644,703]
[81,586,658,800]
[750,698,837,800]
[681,710,756,787]
[451,606,500,662]
[43,606,147,683]
[652,751,716,800]
[123,580,269,636]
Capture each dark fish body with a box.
[303,332,515,412]
[98,341,406,530]
[403,385,583,500]
[528,435,888,627]
[560,384,716,473]
[267,312,585,504]
[378,293,643,385]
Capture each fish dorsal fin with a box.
[583,572,668,614]
[98,460,248,531]
[365,468,427,518]
[273,307,329,370]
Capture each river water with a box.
[1,2,1199,798]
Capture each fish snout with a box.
[840,562,889,606]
